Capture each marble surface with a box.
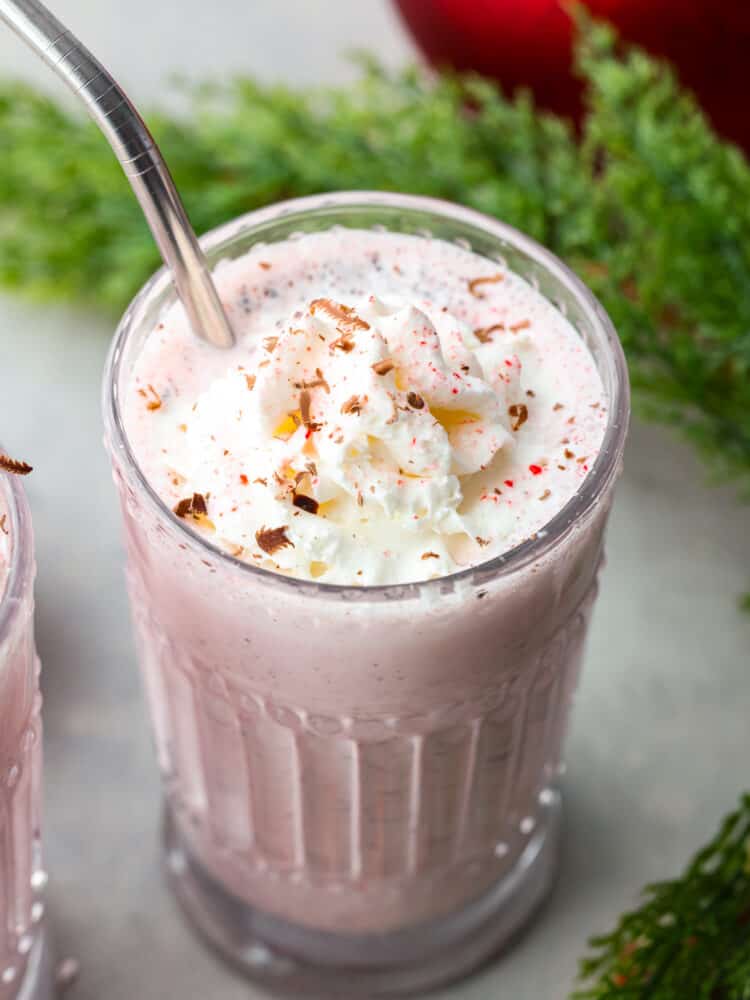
[1,2,749,998]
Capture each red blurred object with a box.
[393,0,750,152]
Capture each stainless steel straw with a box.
[0,0,235,348]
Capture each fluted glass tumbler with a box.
[0,470,52,1000]
[103,193,629,997]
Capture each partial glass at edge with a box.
[0,472,52,1000]
[103,192,630,997]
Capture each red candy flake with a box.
[504,479,514,488]
[529,464,543,476]
[239,474,249,485]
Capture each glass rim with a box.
[0,467,34,640]
[103,190,630,601]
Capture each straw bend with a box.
[0,0,235,348]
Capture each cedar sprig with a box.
[573,794,750,999]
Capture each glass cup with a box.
[103,192,629,996]
[0,469,52,1000]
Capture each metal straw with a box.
[0,0,235,348]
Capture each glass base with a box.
[163,791,562,997]
[14,928,54,1000]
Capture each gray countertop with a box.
[1,3,749,998]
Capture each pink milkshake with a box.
[0,467,50,1000]
[104,193,629,996]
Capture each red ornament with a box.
[393,0,750,152]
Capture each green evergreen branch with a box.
[2,24,750,494]
[573,795,750,999]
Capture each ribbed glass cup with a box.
[0,470,52,1000]
[103,192,629,997]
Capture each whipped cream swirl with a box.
[178,295,524,584]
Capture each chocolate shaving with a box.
[305,461,318,477]
[173,492,208,519]
[564,449,575,460]
[192,493,208,515]
[468,274,504,298]
[406,391,425,410]
[474,323,505,343]
[526,389,536,398]
[294,368,330,393]
[372,358,395,376]
[357,491,364,507]
[508,403,528,432]
[263,336,278,353]
[385,392,399,424]
[539,489,552,501]
[299,389,312,426]
[421,551,440,560]
[330,333,355,353]
[341,395,364,416]
[255,525,294,555]
[145,384,162,411]
[0,453,33,476]
[476,536,491,547]
[509,319,531,332]
[553,402,564,411]
[245,374,256,391]
[310,298,370,335]
[292,493,320,515]
[258,261,272,270]
[0,514,7,534]
[253,477,268,486]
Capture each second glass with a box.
[103,192,629,996]
[0,468,52,1000]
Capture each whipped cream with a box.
[125,229,607,584]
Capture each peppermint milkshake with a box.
[0,468,49,1000]
[105,193,628,996]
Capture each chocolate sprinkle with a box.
[372,358,395,376]
[407,391,425,410]
[421,551,440,560]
